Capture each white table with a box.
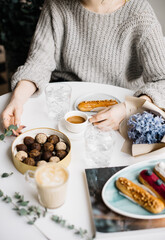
[0,82,165,240]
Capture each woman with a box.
[2,0,165,130]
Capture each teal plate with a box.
[102,159,165,219]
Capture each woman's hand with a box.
[89,102,126,131]
[1,80,37,129]
[89,95,152,131]
[1,99,23,129]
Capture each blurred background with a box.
[0,0,165,96]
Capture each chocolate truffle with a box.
[35,133,47,144]
[55,142,67,151]
[15,151,28,162]
[44,142,54,152]
[31,142,41,151]
[23,157,35,166]
[48,135,59,144]
[24,136,35,146]
[37,160,47,167]
[42,151,52,161]
[29,149,41,158]
[49,156,60,163]
[16,144,28,152]
[56,150,67,159]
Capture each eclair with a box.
[116,177,164,214]
[139,169,165,204]
[154,162,165,182]
[77,99,118,112]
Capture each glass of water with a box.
[84,124,116,168]
[45,83,72,120]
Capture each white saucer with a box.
[58,118,85,141]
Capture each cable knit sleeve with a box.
[11,0,56,96]
[134,21,165,108]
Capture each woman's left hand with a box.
[89,102,126,131]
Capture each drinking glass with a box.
[45,83,72,120]
[84,124,116,168]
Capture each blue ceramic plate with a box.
[102,159,165,219]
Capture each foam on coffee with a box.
[36,164,68,187]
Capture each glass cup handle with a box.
[24,170,36,188]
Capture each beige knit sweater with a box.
[12,0,165,107]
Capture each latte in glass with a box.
[35,163,69,209]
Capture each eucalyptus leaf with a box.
[67,225,74,230]
[0,134,5,141]
[51,215,59,222]
[19,201,29,206]
[3,196,12,203]
[60,220,66,227]
[8,125,18,130]
[1,172,13,178]
[5,130,13,136]
[18,208,28,216]
[13,207,19,211]
[14,192,21,199]
[0,190,3,197]
[27,220,35,225]
[6,197,12,203]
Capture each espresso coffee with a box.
[67,116,86,124]
[35,163,69,209]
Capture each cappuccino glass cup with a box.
[64,110,90,133]
[25,163,69,209]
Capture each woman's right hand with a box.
[1,98,23,129]
[1,80,37,129]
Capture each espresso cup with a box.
[25,162,69,209]
[64,110,90,133]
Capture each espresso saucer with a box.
[58,118,85,140]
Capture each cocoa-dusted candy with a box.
[24,136,35,146]
[15,151,28,162]
[48,135,59,144]
[56,150,67,159]
[49,156,60,163]
[55,142,67,151]
[23,157,35,166]
[35,133,47,144]
[37,160,47,167]
[43,142,54,152]
[16,144,28,152]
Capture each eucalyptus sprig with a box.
[0,189,94,240]
[1,172,13,178]
[51,215,93,240]
[0,190,46,225]
[0,125,18,141]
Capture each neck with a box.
[87,0,114,5]
[81,0,126,14]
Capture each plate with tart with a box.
[74,92,120,114]
[102,159,165,219]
